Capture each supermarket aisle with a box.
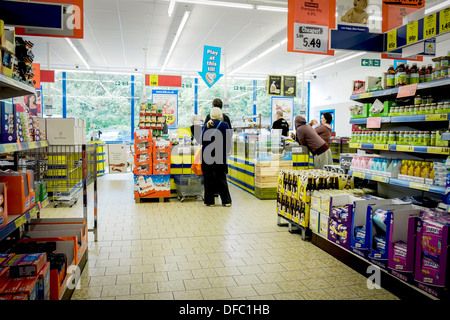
[42,173,399,300]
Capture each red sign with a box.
[145,75,182,87]
[381,1,424,60]
[41,70,55,83]
[31,63,40,89]
[287,0,335,56]
[397,83,418,98]
[367,117,382,129]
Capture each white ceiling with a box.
[19,0,450,79]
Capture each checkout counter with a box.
[168,126,354,200]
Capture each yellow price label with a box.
[396,145,414,152]
[410,182,430,192]
[406,20,419,44]
[428,146,450,154]
[371,175,388,183]
[440,8,450,33]
[28,141,38,149]
[148,75,159,86]
[352,171,366,179]
[387,29,397,51]
[373,144,389,150]
[424,13,437,39]
[4,143,17,153]
[14,215,27,229]
[425,113,448,121]
[40,141,49,147]
[349,143,362,149]
[293,216,299,224]
[287,213,292,220]
[359,92,373,99]
[29,205,39,217]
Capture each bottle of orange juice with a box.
[407,160,415,176]
[400,160,409,175]
[420,162,429,179]
[414,161,422,177]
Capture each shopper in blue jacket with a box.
[201,107,232,207]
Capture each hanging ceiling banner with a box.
[198,45,223,88]
[381,0,424,60]
[287,0,335,55]
[7,0,84,39]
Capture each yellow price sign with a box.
[4,143,17,153]
[359,92,373,99]
[371,175,388,183]
[424,13,437,39]
[164,114,176,126]
[407,20,419,44]
[14,215,27,229]
[28,141,38,149]
[396,145,414,152]
[387,29,397,51]
[440,8,450,33]
[425,113,448,121]
[410,182,430,192]
[148,75,159,86]
[349,143,362,149]
[428,147,450,154]
[352,171,366,179]
[373,144,389,150]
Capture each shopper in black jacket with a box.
[272,110,289,136]
[204,98,232,130]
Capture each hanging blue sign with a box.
[198,45,223,88]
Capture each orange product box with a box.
[134,152,152,166]
[0,182,7,228]
[133,164,152,175]
[26,171,36,206]
[153,150,170,163]
[134,129,152,143]
[28,223,88,259]
[37,262,50,300]
[9,252,46,277]
[153,163,171,175]
[0,171,31,215]
[134,141,152,155]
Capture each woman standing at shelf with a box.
[201,107,232,207]
[315,112,333,144]
[294,115,332,169]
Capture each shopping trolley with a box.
[173,145,204,202]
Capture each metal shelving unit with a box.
[0,73,36,100]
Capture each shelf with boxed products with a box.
[350,113,450,125]
[0,197,50,242]
[350,78,450,103]
[0,140,48,154]
[348,142,450,155]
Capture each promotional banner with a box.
[13,90,42,117]
[198,45,223,88]
[271,97,294,128]
[108,144,128,173]
[283,76,297,97]
[11,0,84,39]
[336,0,383,33]
[146,75,182,87]
[381,0,424,60]
[152,90,178,129]
[287,0,336,55]
[268,75,282,96]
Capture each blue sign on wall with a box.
[198,46,223,88]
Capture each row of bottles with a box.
[350,130,443,146]
[277,194,306,222]
[351,156,399,173]
[386,63,448,89]
[399,160,435,180]
[280,170,343,197]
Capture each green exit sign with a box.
[361,59,381,67]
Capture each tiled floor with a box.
[41,173,399,300]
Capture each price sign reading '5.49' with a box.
[294,23,328,54]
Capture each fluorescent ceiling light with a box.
[161,11,190,73]
[65,38,90,70]
[177,0,253,9]
[230,38,287,75]
[256,5,287,12]
[425,0,450,14]
[168,0,176,16]
[308,62,336,73]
